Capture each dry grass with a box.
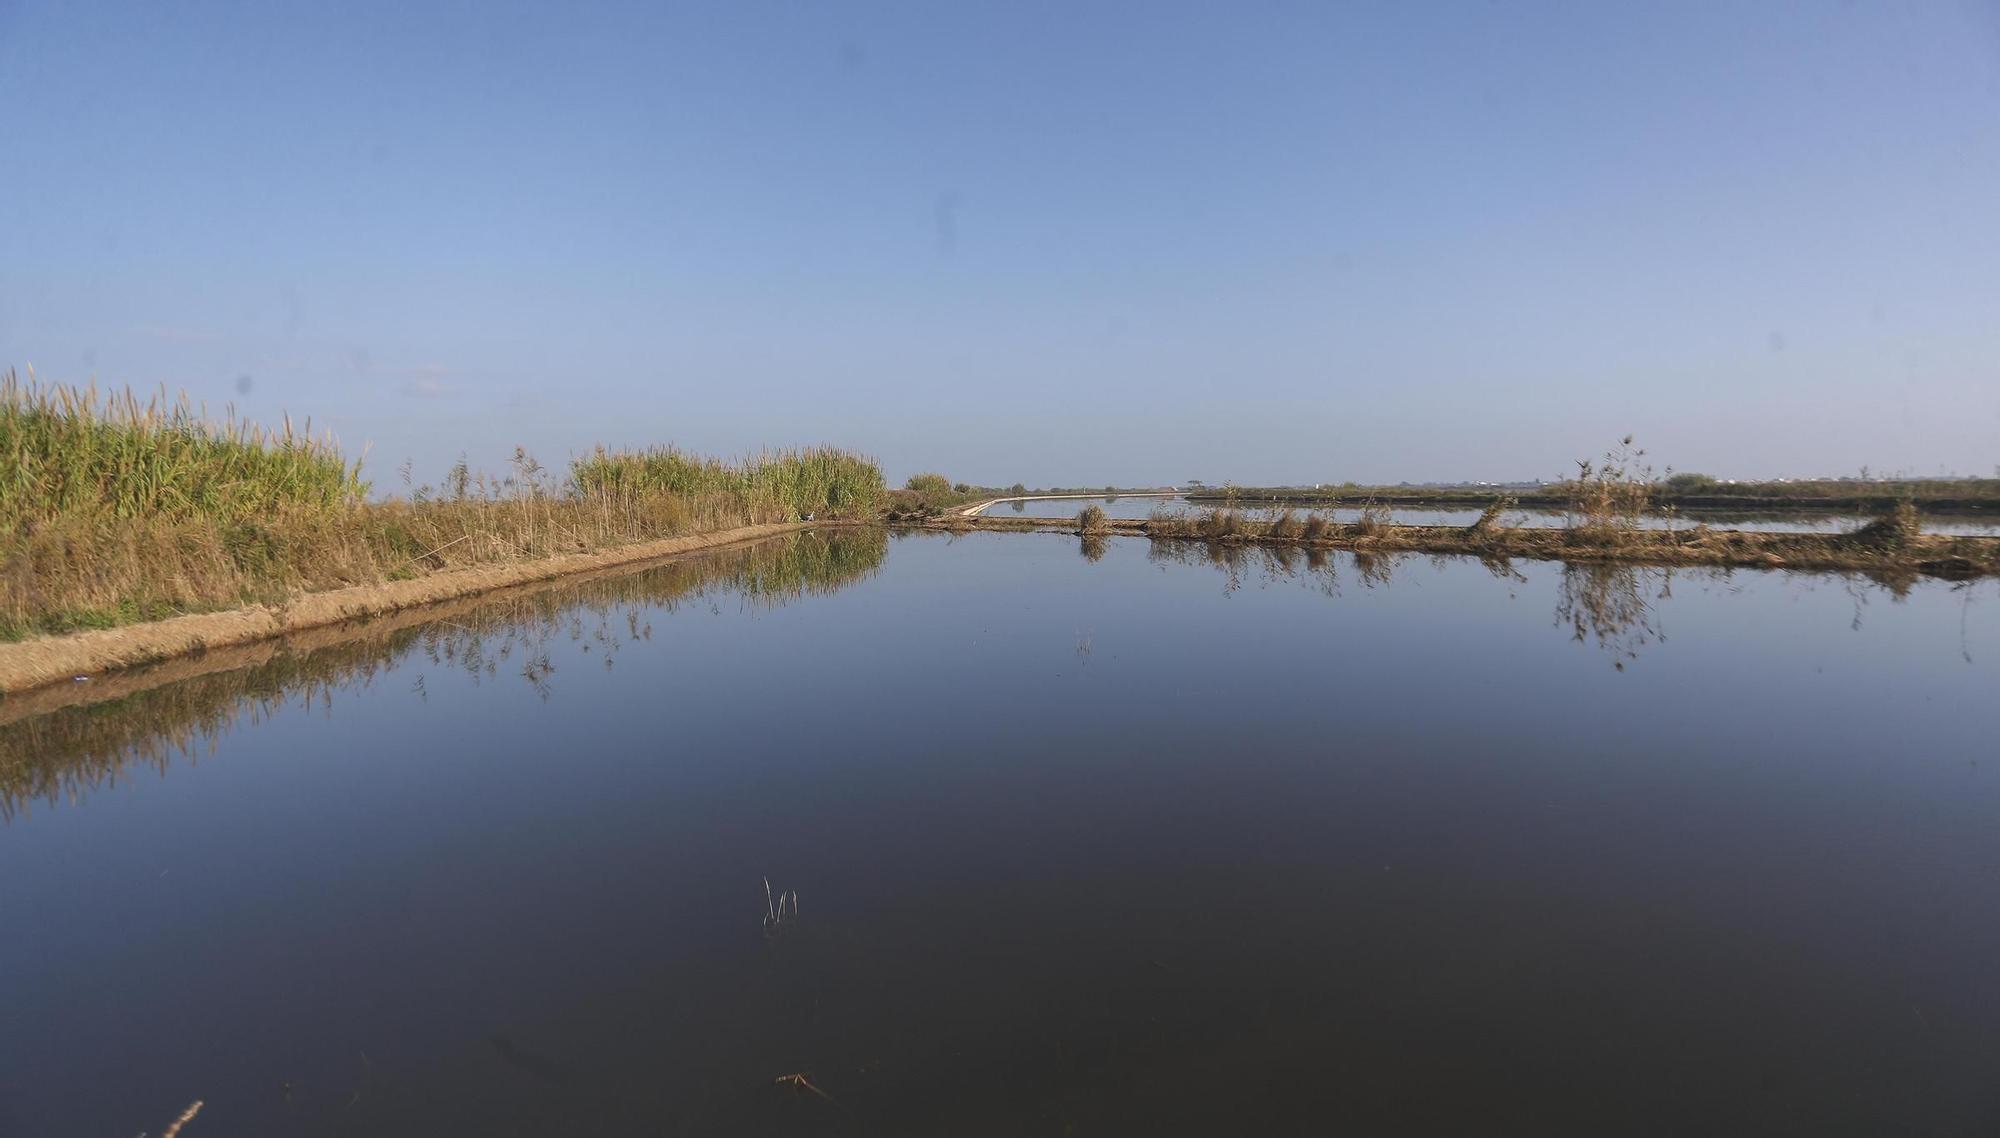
[1467,497,1515,533]
[1076,504,1109,535]
[1850,499,1922,549]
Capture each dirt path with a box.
[0,521,818,696]
[958,492,1179,516]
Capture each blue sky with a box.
[3,1,1997,487]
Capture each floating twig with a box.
[160,1100,204,1138]
[775,1072,838,1104]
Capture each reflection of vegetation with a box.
[0,530,885,820]
[1555,562,1671,668]
[1140,535,1981,672]
[1078,535,1108,562]
[1151,534,1669,660]
[1147,538,1341,597]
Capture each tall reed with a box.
[570,444,883,520]
[0,368,364,526]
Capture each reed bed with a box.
[570,444,883,519]
[1,373,883,640]
[1,369,364,525]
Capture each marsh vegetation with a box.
[0,372,882,640]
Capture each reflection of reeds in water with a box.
[1556,562,1671,669]
[1142,535,1970,669]
[0,531,887,820]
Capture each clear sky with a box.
[3,1,1997,488]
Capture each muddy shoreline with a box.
[910,514,2000,579]
[1186,491,2000,515]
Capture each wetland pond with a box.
[3,529,1998,1135]
[998,493,2000,535]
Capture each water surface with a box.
[3,530,1997,1136]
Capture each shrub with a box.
[905,472,951,494]
[1566,436,1654,538]
[1198,509,1245,540]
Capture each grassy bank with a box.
[1,371,882,641]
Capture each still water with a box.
[998,493,2000,535]
[3,530,1997,1135]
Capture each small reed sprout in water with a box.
[763,876,799,935]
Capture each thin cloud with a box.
[401,374,457,399]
